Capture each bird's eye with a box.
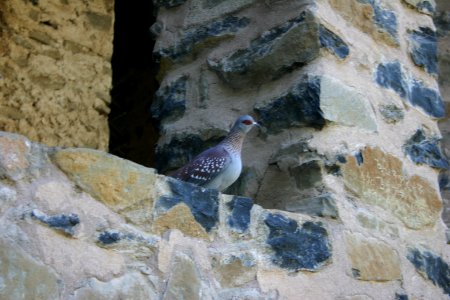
[242,119,253,125]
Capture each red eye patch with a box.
[242,119,253,125]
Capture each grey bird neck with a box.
[220,126,247,155]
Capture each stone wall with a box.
[152,0,448,208]
[1,0,450,299]
[436,0,450,227]
[1,131,449,299]
[0,0,113,150]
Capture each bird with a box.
[171,115,259,191]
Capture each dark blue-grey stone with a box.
[264,213,331,271]
[417,1,435,14]
[439,172,449,191]
[375,61,408,98]
[227,196,253,232]
[319,25,349,59]
[155,16,249,61]
[153,0,187,8]
[434,12,450,34]
[151,75,188,122]
[410,27,438,75]
[156,178,219,232]
[254,75,325,134]
[404,130,449,170]
[358,0,398,43]
[395,293,409,300]
[403,0,435,15]
[354,151,364,165]
[156,134,223,173]
[208,11,321,88]
[336,155,347,164]
[97,230,158,247]
[407,248,450,296]
[98,231,121,245]
[31,210,80,236]
[409,80,445,119]
[375,61,444,118]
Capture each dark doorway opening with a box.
[109,0,159,167]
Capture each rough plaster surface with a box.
[0,0,113,150]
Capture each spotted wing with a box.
[171,146,231,187]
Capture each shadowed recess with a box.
[109,1,159,167]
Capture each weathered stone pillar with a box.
[436,0,450,230]
[151,0,450,297]
[0,0,113,150]
[153,0,446,207]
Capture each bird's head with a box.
[233,115,260,133]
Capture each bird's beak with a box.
[254,122,261,128]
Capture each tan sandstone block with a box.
[53,148,156,206]
[342,147,442,229]
[345,232,401,281]
[153,203,210,240]
[52,148,157,226]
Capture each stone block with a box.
[376,61,444,118]
[264,213,331,271]
[409,79,445,118]
[356,211,399,238]
[151,75,188,123]
[319,25,350,59]
[363,0,398,43]
[0,132,30,181]
[331,0,398,45]
[155,15,250,63]
[376,61,408,98]
[52,148,157,229]
[407,248,450,296]
[153,203,210,240]
[285,194,340,219]
[98,230,122,245]
[378,104,405,124]
[227,196,253,233]
[345,232,401,281]
[96,229,159,249]
[403,129,449,169]
[73,272,158,300]
[163,253,201,300]
[409,27,438,75]
[402,0,436,15]
[209,11,349,88]
[155,178,220,232]
[212,253,256,288]
[0,183,16,214]
[31,209,80,237]
[320,76,377,132]
[256,141,340,218]
[342,147,442,229]
[0,240,60,300]
[254,75,324,134]
[256,74,378,134]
